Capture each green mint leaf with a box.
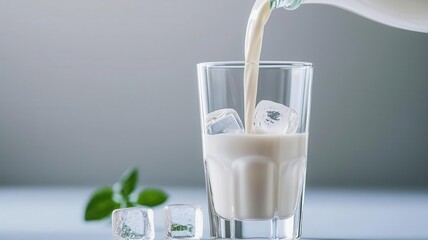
[119,167,138,198]
[137,188,168,207]
[84,187,120,221]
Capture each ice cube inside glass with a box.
[164,204,203,239]
[206,108,244,135]
[254,100,299,134]
[112,207,155,240]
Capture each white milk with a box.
[204,133,307,219]
[204,0,308,220]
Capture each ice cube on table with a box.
[164,204,203,239]
[206,108,244,135]
[254,100,299,134]
[112,208,155,240]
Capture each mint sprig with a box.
[137,188,168,207]
[119,167,138,199]
[85,187,120,221]
[84,167,168,221]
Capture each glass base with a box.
[204,161,305,239]
[208,214,302,239]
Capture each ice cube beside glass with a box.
[254,100,299,134]
[164,204,203,239]
[112,208,155,240]
[206,108,244,135]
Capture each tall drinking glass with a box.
[197,62,313,239]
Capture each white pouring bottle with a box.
[272,0,428,33]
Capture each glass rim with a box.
[197,61,313,69]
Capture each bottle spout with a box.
[271,0,302,10]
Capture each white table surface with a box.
[1,187,427,240]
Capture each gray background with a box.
[0,0,427,188]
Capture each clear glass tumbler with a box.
[197,62,313,239]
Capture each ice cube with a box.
[164,204,203,239]
[206,108,244,135]
[254,100,299,134]
[112,208,155,240]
